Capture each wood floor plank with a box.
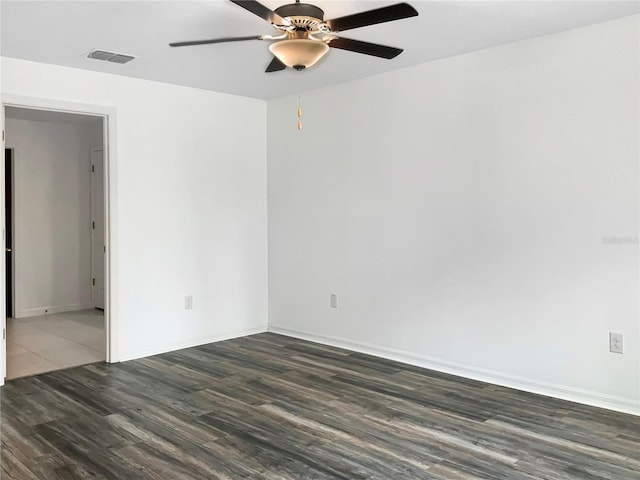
[1,332,639,479]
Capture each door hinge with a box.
[2,130,4,142]
[92,165,95,173]
[92,221,95,230]
[3,328,5,340]
[92,278,95,286]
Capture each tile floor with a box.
[6,309,105,379]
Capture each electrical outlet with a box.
[330,294,337,308]
[185,295,193,310]
[609,332,623,354]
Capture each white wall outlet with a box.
[609,332,623,354]
[330,294,337,308]
[185,295,193,310]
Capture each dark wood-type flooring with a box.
[1,332,639,479]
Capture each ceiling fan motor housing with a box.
[274,3,325,25]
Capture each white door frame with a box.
[0,94,120,385]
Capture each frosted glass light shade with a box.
[269,39,329,69]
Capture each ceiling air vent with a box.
[87,49,136,64]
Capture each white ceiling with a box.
[1,1,638,99]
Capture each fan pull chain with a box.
[297,95,303,131]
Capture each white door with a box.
[90,148,105,310]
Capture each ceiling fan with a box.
[169,0,419,72]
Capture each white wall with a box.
[6,117,101,317]
[1,57,268,360]
[267,16,640,414]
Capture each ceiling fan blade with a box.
[265,56,287,72]
[326,3,418,32]
[230,0,290,26]
[328,37,403,59]
[169,36,261,47]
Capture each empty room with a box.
[0,1,639,479]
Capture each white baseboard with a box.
[15,303,95,318]
[269,325,640,417]
[120,325,268,362]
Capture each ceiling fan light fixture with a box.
[268,39,329,70]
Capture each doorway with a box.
[4,149,13,320]
[2,105,112,381]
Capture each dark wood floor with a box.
[1,333,639,479]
